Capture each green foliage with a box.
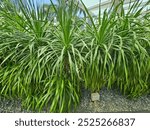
[82,0,150,97]
[0,0,83,112]
[0,0,150,112]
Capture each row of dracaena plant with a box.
[0,0,150,112]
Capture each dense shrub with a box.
[82,0,150,97]
[0,0,150,112]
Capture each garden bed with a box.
[1,88,150,113]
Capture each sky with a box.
[36,0,110,6]
[34,0,57,4]
[82,0,110,8]
[26,0,150,14]
[36,0,149,8]
[33,0,149,4]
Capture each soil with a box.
[0,88,150,113]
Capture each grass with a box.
[0,0,150,112]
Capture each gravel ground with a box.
[76,88,150,113]
[0,88,150,113]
